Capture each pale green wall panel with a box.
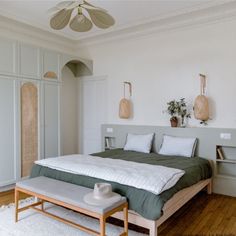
[0,77,16,186]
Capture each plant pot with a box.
[170,116,178,127]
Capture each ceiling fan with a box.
[49,0,115,32]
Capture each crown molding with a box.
[0,15,77,55]
[76,0,236,48]
[0,7,77,41]
[0,0,234,44]
[0,1,236,52]
[74,0,229,41]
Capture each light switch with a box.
[220,133,231,140]
[106,128,113,133]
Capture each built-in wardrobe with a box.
[0,37,92,189]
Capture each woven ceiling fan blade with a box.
[86,9,115,29]
[65,1,80,10]
[54,1,75,10]
[69,13,93,32]
[48,1,78,15]
[50,9,73,30]
[47,6,61,16]
[48,1,78,16]
[82,0,107,12]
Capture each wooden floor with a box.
[158,192,236,236]
[1,190,236,236]
[0,189,29,206]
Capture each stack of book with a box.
[217,147,225,160]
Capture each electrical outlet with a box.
[220,133,231,140]
[106,128,113,133]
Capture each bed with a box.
[31,148,212,236]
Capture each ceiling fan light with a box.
[50,8,73,30]
[49,0,115,32]
[69,13,93,32]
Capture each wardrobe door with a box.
[42,50,60,81]
[43,82,60,158]
[19,44,40,79]
[21,82,38,177]
[0,38,17,76]
[0,77,17,186]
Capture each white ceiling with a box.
[0,0,228,40]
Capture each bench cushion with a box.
[16,176,126,214]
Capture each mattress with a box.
[30,149,212,220]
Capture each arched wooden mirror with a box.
[21,82,38,177]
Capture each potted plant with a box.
[165,100,180,127]
[165,98,191,127]
[178,98,191,127]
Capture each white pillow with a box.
[124,133,154,153]
[159,135,197,157]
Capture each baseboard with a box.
[0,184,15,193]
[213,176,236,197]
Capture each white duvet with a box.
[35,155,185,195]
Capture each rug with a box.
[0,198,147,236]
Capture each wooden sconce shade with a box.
[119,82,132,119]
[119,98,131,119]
[194,74,209,122]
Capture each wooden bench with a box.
[15,176,128,236]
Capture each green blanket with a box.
[30,149,212,220]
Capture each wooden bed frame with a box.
[101,124,218,235]
[112,178,212,236]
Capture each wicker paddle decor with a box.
[119,82,132,119]
[194,74,209,124]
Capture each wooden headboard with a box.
[101,124,236,197]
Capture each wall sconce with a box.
[119,81,132,119]
[194,74,209,125]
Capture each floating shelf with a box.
[104,136,116,150]
[216,145,236,178]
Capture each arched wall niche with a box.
[60,54,93,77]
[60,55,93,155]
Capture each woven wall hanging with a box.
[119,82,132,119]
[194,74,209,124]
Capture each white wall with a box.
[61,66,78,154]
[77,18,236,128]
